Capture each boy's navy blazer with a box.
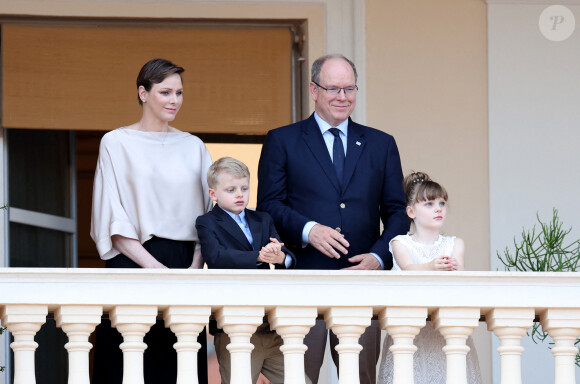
[196,204,295,269]
[257,114,409,270]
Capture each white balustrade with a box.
[1,269,580,384]
[163,306,211,384]
[215,306,264,384]
[540,308,580,384]
[269,306,317,384]
[486,308,534,384]
[432,307,480,384]
[0,304,48,384]
[379,307,428,384]
[54,305,103,384]
[325,307,373,384]
[110,305,158,384]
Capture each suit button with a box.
[335,227,341,233]
[340,203,346,209]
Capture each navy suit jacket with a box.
[196,205,295,269]
[257,114,409,270]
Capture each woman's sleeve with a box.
[194,143,213,252]
[201,144,213,214]
[90,139,138,260]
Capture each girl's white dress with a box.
[377,234,483,384]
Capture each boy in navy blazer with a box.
[196,157,295,384]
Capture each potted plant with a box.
[497,208,580,365]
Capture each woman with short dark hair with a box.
[91,58,211,384]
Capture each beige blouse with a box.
[90,128,213,260]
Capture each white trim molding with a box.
[485,0,580,4]
[9,207,76,234]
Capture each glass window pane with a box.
[8,129,71,217]
[9,222,71,267]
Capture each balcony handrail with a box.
[2,268,580,384]
[0,268,578,311]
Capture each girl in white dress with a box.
[378,171,482,384]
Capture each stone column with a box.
[268,306,317,384]
[325,307,373,384]
[215,306,265,384]
[164,306,211,384]
[1,304,48,384]
[55,305,103,384]
[110,305,158,384]
[486,308,534,384]
[540,308,580,384]
[379,307,427,384]
[431,307,480,384]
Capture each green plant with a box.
[498,208,580,366]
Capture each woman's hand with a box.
[189,247,204,269]
[111,235,167,268]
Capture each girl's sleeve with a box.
[90,139,138,260]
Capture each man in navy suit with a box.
[257,54,409,383]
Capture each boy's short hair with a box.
[207,157,250,189]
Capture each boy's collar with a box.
[220,206,246,221]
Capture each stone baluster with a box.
[268,306,317,384]
[164,306,211,384]
[55,305,103,384]
[109,305,158,384]
[215,306,265,384]
[325,307,373,384]
[379,307,427,384]
[431,307,480,384]
[486,308,534,384]
[0,304,48,384]
[540,308,580,384]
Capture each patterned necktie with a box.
[329,128,345,185]
[235,214,253,248]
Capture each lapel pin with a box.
[356,141,361,146]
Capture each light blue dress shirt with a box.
[225,210,253,246]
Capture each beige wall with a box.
[366,0,489,272]
[365,1,490,381]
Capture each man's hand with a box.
[308,224,349,259]
[342,253,381,270]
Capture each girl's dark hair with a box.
[136,58,184,105]
[403,171,448,206]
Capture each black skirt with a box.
[92,237,208,384]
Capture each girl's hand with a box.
[448,256,459,271]
[431,255,455,271]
